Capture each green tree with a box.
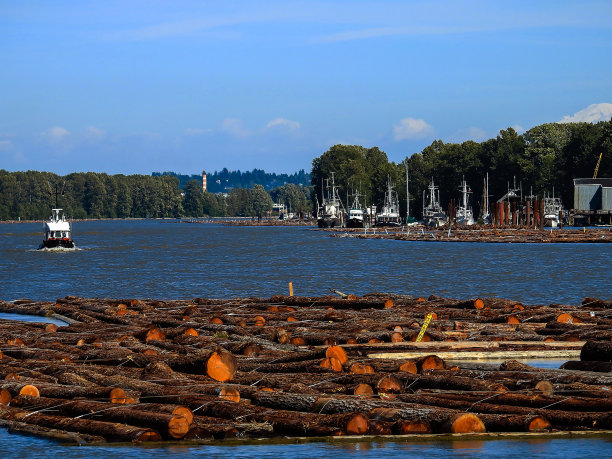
[251,184,273,221]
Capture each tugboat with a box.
[422,178,447,227]
[317,173,343,228]
[375,178,402,227]
[455,177,475,226]
[346,190,365,228]
[39,208,75,249]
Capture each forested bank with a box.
[312,121,612,219]
[0,171,312,221]
[1,120,611,221]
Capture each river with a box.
[0,219,611,456]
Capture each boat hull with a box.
[317,217,339,228]
[346,218,364,228]
[39,239,75,249]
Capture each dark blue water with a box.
[1,220,611,304]
[1,220,611,455]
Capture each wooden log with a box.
[581,340,612,362]
[0,418,105,444]
[443,413,486,433]
[0,404,162,442]
[206,347,237,382]
[10,395,190,439]
[560,360,612,372]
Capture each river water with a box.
[1,219,611,456]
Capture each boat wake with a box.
[33,245,82,252]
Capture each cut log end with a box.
[474,298,485,309]
[349,363,374,374]
[398,360,418,374]
[206,349,237,382]
[535,380,554,396]
[168,415,190,439]
[399,420,432,434]
[109,387,128,404]
[353,383,374,396]
[19,385,40,397]
[0,388,11,405]
[346,413,369,435]
[325,345,348,364]
[528,416,551,432]
[448,413,486,434]
[320,357,343,372]
[219,388,241,403]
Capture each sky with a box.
[1,1,612,176]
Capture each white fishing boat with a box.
[375,178,401,227]
[422,178,447,227]
[346,190,365,228]
[455,177,475,226]
[39,208,75,249]
[543,190,564,228]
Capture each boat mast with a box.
[404,160,410,221]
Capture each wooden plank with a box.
[314,340,585,350]
[368,349,582,360]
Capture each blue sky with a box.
[1,1,611,175]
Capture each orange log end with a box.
[507,315,520,324]
[19,385,40,397]
[528,416,551,432]
[183,328,198,337]
[145,327,165,342]
[168,415,190,439]
[267,305,279,312]
[110,387,128,404]
[398,360,418,374]
[474,298,485,309]
[206,349,237,382]
[325,345,348,364]
[399,420,432,434]
[253,316,266,326]
[556,313,575,324]
[383,299,394,309]
[346,413,369,435]
[345,338,358,344]
[172,406,194,425]
[320,357,343,372]
[219,388,241,403]
[0,388,11,405]
[44,323,59,333]
[210,317,224,325]
[290,337,306,346]
[449,413,486,433]
[391,332,404,343]
[368,338,383,344]
[349,363,374,374]
[353,383,374,396]
[287,316,298,322]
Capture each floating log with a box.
[580,340,612,362]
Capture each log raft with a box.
[0,294,611,444]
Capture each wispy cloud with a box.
[221,118,251,138]
[184,128,212,136]
[42,126,70,143]
[559,103,612,123]
[265,118,300,130]
[84,126,106,141]
[393,118,434,140]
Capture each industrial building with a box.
[571,178,612,225]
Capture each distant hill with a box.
[152,168,311,192]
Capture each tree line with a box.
[0,170,313,221]
[312,120,612,219]
[153,168,310,192]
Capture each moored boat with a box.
[375,178,401,227]
[346,191,365,228]
[423,178,447,227]
[39,208,75,249]
[317,174,342,228]
[455,177,475,226]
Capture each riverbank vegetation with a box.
[1,120,610,220]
